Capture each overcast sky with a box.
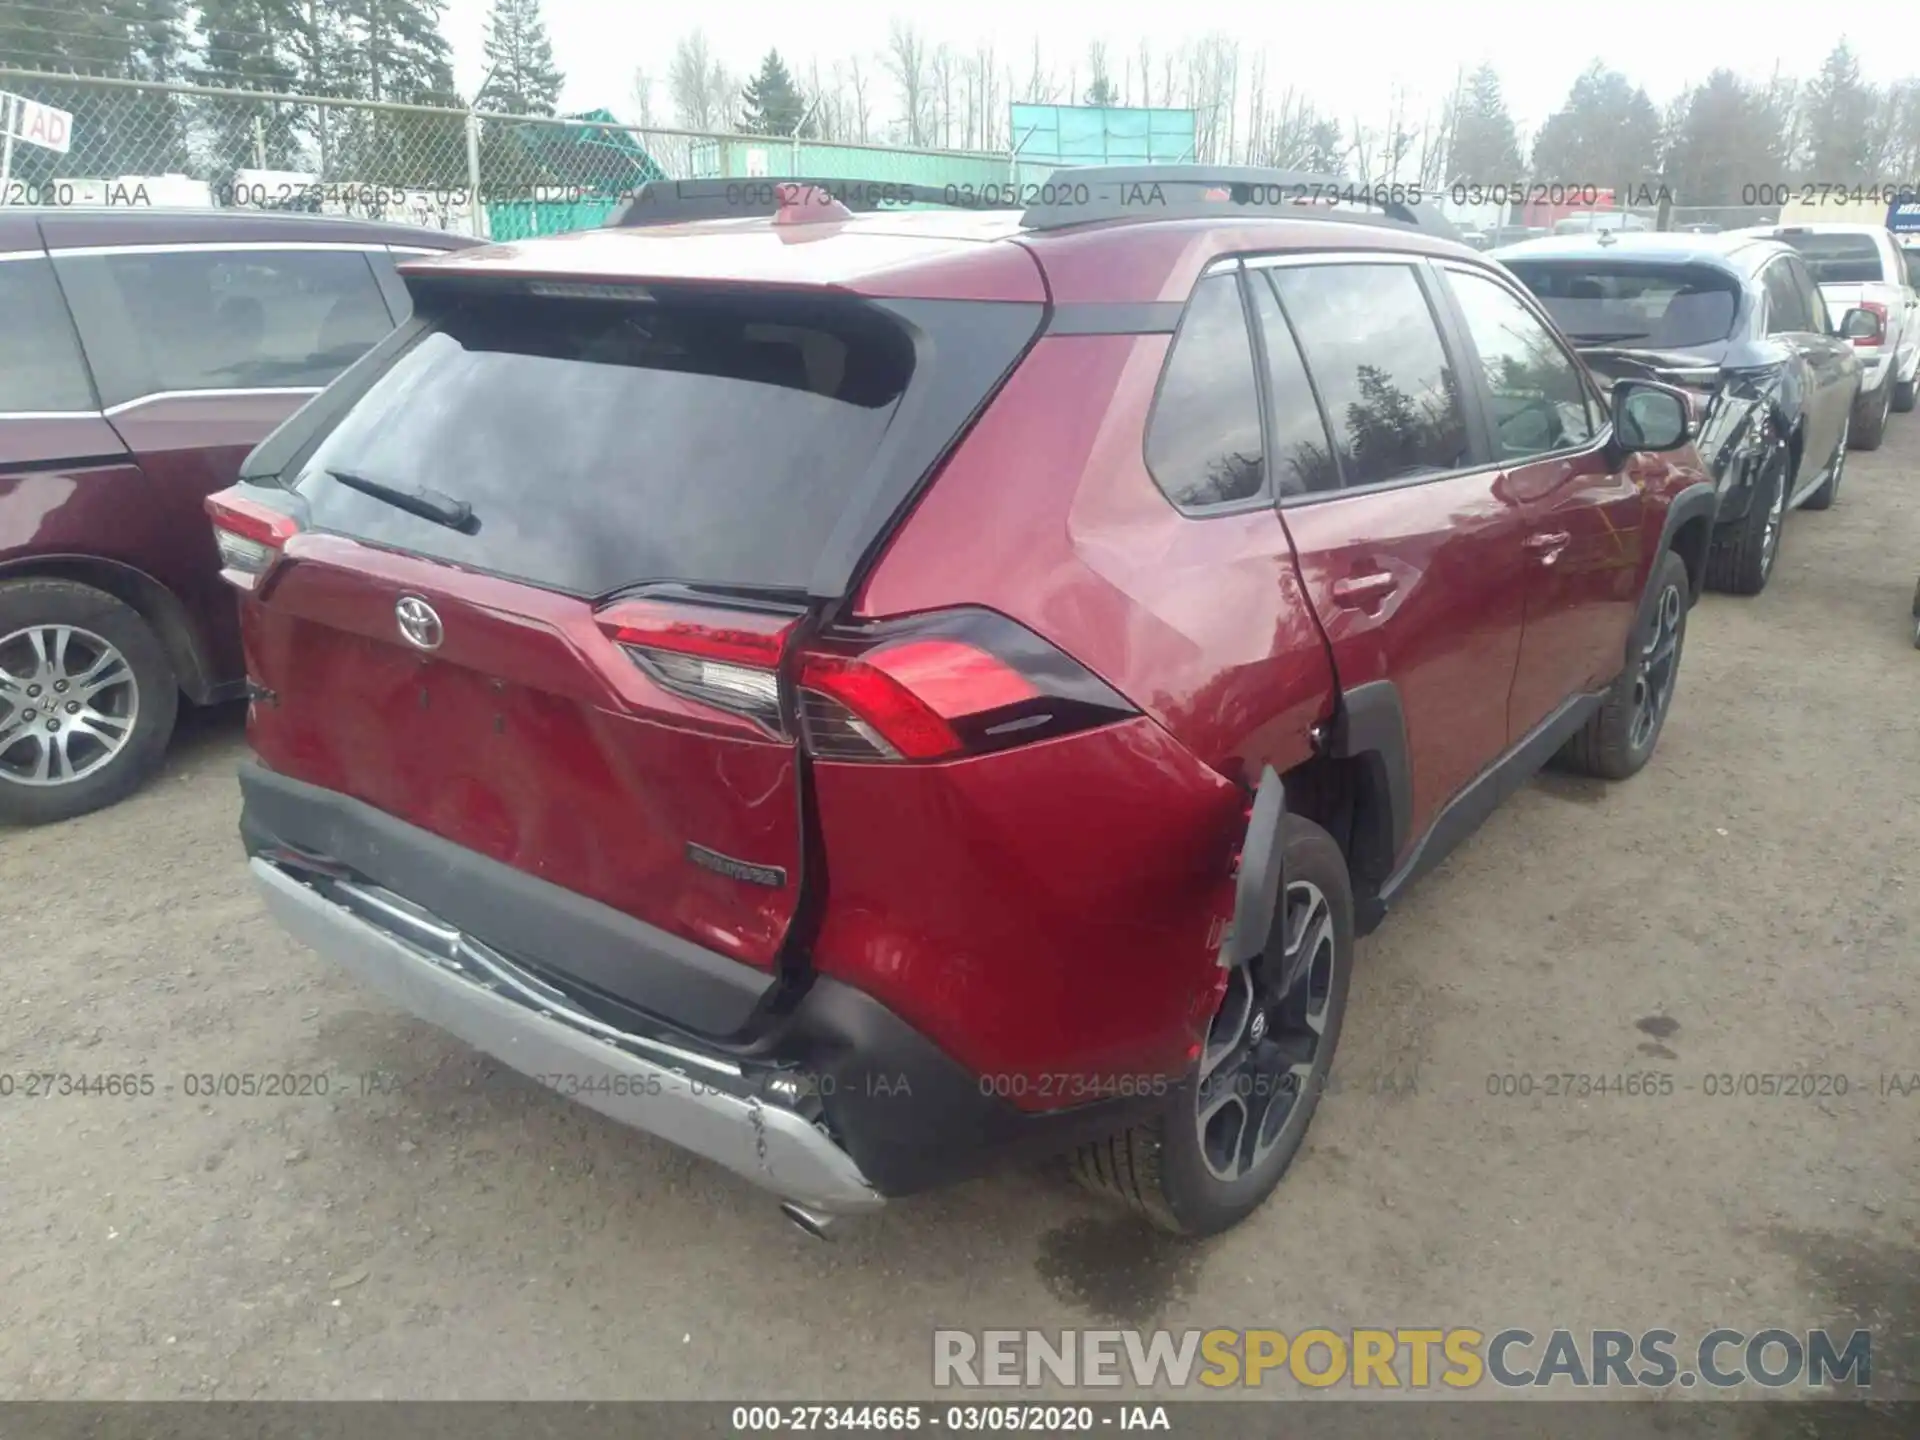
[442,1,1896,140]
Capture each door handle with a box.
[1525,531,1572,564]
[1330,572,1398,606]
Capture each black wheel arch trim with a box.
[0,553,216,703]
[1324,680,1413,865]
[1643,482,1717,626]
[1226,764,1288,967]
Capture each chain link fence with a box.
[0,70,1048,239]
[0,70,1817,243]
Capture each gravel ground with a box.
[1,420,1915,1416]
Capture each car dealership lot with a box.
[2,432,1916,1406]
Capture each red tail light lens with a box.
[206,488,301,590]
[794,610,1136,764]
[592,600,1137,760]
[1852,301,1889,347]
[596,598,796,734]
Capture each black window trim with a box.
[48,243,405,410]
[1430,257,1615,472]
[1234,250,1500,508]
[1140,261,1276,519]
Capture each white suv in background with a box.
[1737,222,1920,448]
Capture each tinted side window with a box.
[0,257,95,412]
[1145,273,1265,510]
[1444,268,1596,461]
[1762,260,1808,334]
[1268,263,1471,488]
[57,248,393,406]
[1246,274,1341,496]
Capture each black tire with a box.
[1849,378,1889,451]
[1894,378,1916,414]
[1704,437,1787,596]
[1802,416,1848,511]
[1070,813,1354,1237]
[1558,549,1690,782]
[0,580,178,826]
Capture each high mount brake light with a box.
[206,489,301,590]
[594,601,1137,760]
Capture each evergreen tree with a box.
[476,0,563,116]
[1448,63,1523,182]
[740,49,810,136]
[1529,62,1663,189]
[1800,42,1878,179]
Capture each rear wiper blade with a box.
[325,470,473,530]
[1570,331,1652,344]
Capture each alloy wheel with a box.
[1194,879,1338,1182]
[0,624,141,787]
[1628,584,1683,753]
[1760,449,1787,574]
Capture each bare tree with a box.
[847,56,872,143]
[1022,38,1052,104]
[886,20,932,146]
[630,66,656,128]
[667,30,731,132]
[1085,41,1116,107]
[931,43,958,147]
[972,43,998,149]
[1137,40,1152,109]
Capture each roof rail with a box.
[1016,166,1461,239]
[609,177,994,227]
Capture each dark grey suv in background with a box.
[1495,231,1873,596]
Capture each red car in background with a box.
[0,206,475,825]
[215,172,1714,1235]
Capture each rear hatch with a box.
[220,262,1042,1026]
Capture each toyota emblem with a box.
[395,595,444,651]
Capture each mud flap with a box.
[1224,765,1287,968]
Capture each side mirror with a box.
[1841,307,1885,342]
[1612,380,1692,453]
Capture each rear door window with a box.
[0,256,95,413]
[1442,268,1597,461]
[54,247,395,406]
[1244,274,1340,497]
[1144,272,1267,510]
[292,287,918,596]
[1265,262,1473,489]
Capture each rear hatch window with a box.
[291,287,917,597]
[1502,262,1742,349]
[1772,232,1885,284]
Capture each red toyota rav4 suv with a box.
[213,172,1714,1236]
[0,206,474,825]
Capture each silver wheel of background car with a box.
[1629,583,1683,753]
[0,624,141,787]
[1761,451,1788,573]
[1195,879,1337,1183]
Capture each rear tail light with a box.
[1852,301,1889,347]
[597,598,794,732]
[205,488,301,590]
[593,600,1136,759]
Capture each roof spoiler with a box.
[1015,166,1460,238]
[608,178,996,227]
[604,166,1460,241]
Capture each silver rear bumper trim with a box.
[250,857,884,1215]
